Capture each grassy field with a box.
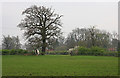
[2,55,118,76]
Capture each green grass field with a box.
[2,55,118,76]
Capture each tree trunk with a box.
[42,38,46,55]
[41,26,46,55]
[92,37,95,47]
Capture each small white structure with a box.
[68,48,74,52]
[68,46,79,55]
[74,46,79,49]
[36,49,40,55]
[68,48,74,55]
[34,49,40,56]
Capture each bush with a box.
[2,49,10,55]
[71,46,107,56]
[23,50,28,54]
[16,49,23,54]
[10,49,17,55]
[78,46,89,55]
[90,46,105,56]
[46,51,68,55]
[2,49,29,55]
[103,51,118,57]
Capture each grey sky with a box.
[1,2,118,44]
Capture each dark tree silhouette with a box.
[18,5,63,54]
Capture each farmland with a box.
[2,55,118,76]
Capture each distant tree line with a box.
[65,26,118,50]
[1,26,119,53]
[1,26,119,57]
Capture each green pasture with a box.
[2,55,118,76]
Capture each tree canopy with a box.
[18,5,63,53]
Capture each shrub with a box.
[23,50,28,54]
[2,49,10,55]
[2,49,29,55]
[71,46,107,56]
[60,51,69,55]
[90,46,105,56]
[10,49,17,55]
[103,51,118,57]
[46,51,68,55]
[17,49,23,55]
[78,46,89,55]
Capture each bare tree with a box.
[88,26,96,47]
[66,27,111,48]
[2,35,21,49]
[18,5,63,54]
[65,28,88,48]
[2,35,12,49]
[111,32,118,50]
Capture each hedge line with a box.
[1,49,28,55]
[46,51,68,55]
[70,46,118,57]
[1,49,68,55]
[0,47,119,57]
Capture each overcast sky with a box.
[1,2,118,44]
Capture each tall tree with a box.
[111,32,118,50]
[65,33,76,49]
[88,26,96,47]
[13,36,21,49]
[2,35,21,49]
[66,27,111,48]
[2,35,12,49]
[18,5,63,54]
